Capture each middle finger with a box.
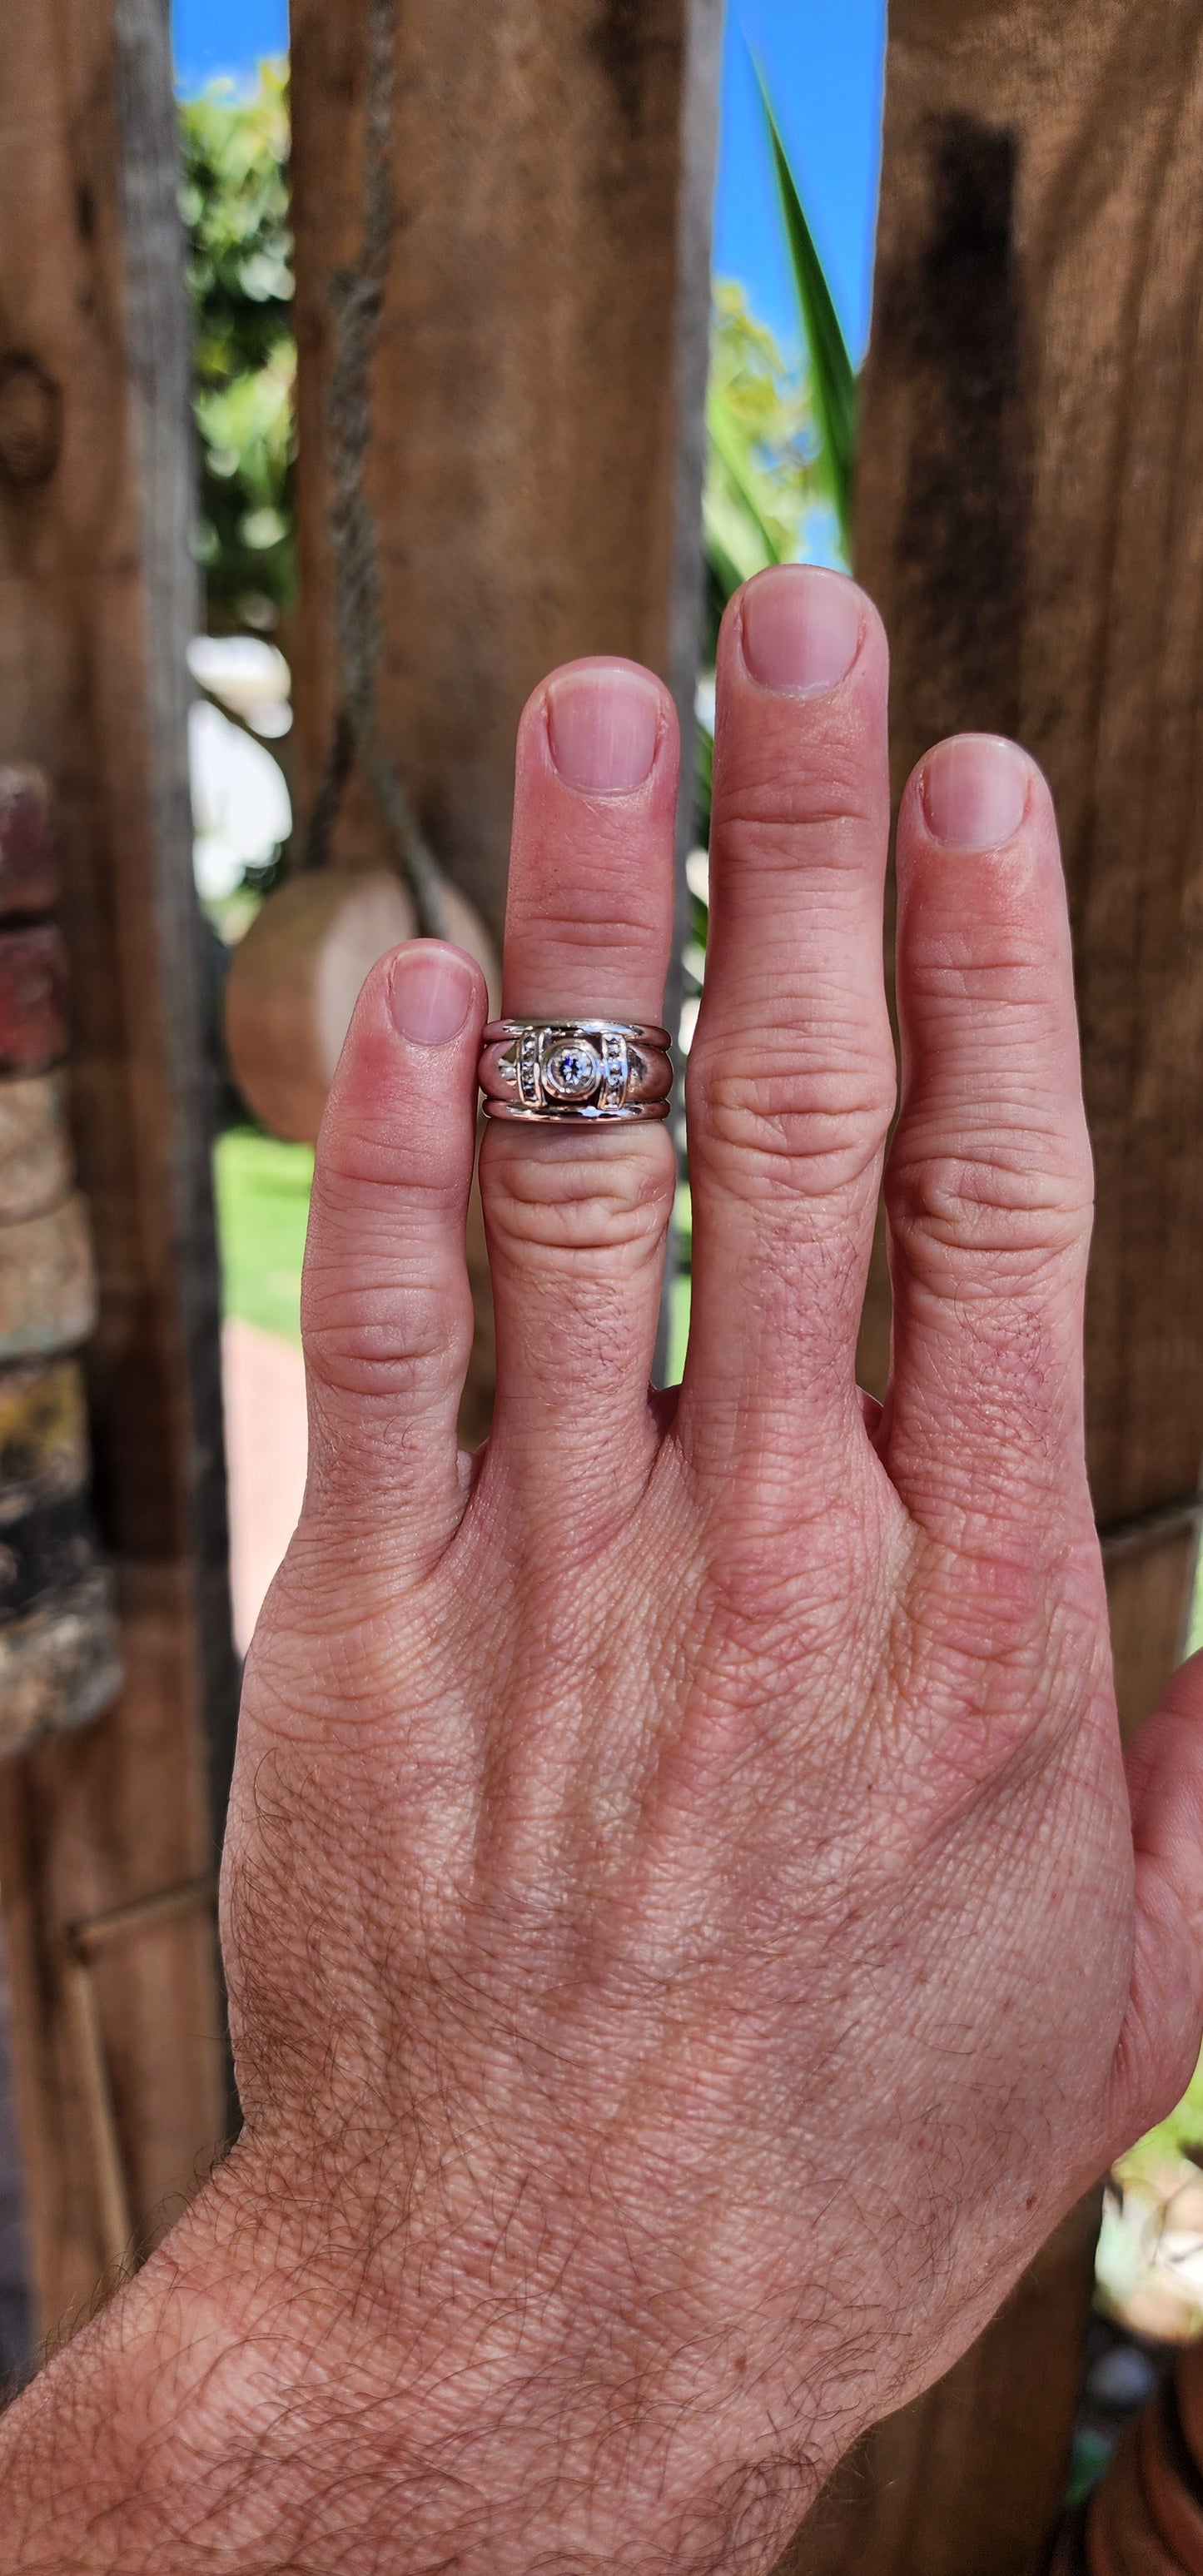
[678,565,896,1502]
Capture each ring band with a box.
[479,1018,674,1122]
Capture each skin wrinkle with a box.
[485,1143,674,1247]
[691,1084,894,1194]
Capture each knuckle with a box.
[715,794,880,878]
[482,1131,674,1269]
[302,1272,471,1403]
[907,944,1056,1011]
[886,1141,1092,1286]
[302,1156,473,1400]
[889,1543,1096,1800]
[510,894,664,952]
[690,1039,894,1202]
[312,1139,465,1227]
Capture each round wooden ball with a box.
[225,867,500,1143]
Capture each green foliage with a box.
[698,285,828,824]
[758,75,857,551]
[702,82,857,651]
[697,107,858,843]
[703,284,823,641]
[180,62,296,630]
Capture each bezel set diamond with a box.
[478,1019,673,1123]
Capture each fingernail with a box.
[388,942,475,1045]
[922,734,1031,849]
[547,666,661,794]
[741,564,862,694]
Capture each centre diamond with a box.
[543,1038,601,1102]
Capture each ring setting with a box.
[478,1019,673,1122]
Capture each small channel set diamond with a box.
[599,1031,629,1110]
[518,1026,542,1108]
[478,1019,673,1123]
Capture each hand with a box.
[6,564,1203,2576]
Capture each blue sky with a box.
[172,0,886,366]
[173,0,287,95]
[713,1,885,366]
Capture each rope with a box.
[301,0,450,938]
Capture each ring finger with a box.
[479,658,679,1520]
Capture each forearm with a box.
[0,2156,826,2576]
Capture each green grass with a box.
[213,1126,313,1343]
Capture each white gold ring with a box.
[478,1019,673,1122]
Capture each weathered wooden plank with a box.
[0,771,57,918]
[853,0,1203,1737]
[0,1567,220,2330]
[789,6,1203,2569]
[0,0,236,2335]
[0,1076,72,1225]
[0,927,67,1076]
[289,0,721,945]
[0,1196,96,1362]
[0,1360,87,1502]
[0,1576,121,1762]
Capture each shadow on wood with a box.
[788,2,1203,2566]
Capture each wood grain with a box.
[290,0,722,947]
[853,0,1203,1737]
[0,1075,72,1224]
[0,0,236,2335]
[0,1196,96,1361]
[0,769,57,916]
[786,4,1203,2569]
[0,926,67,1074]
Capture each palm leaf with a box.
[702,515,751,607]
[755,68,857,551]
[705,384,786,569]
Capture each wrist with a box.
[0,2141,831,2574]
[188,2138,831,2575]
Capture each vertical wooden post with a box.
[0,0,236,2336]
[781,4,1203,2569]
[856,0,1203,1739]
[288,0,722,942]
